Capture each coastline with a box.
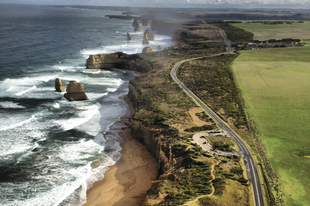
[83,95,158,206]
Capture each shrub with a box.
[230,167,243,174]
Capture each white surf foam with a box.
[107,88,117,92]
[53,103,60,109]
[56,104,101,131]
[82,69,101,74]
[15,85,36,96]
[0,115,35,131]
[0,101,25,109]
[52,65,85,72]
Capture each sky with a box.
[1,0,310,8]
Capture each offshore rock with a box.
[134,24,141,32]
[132,19,142,27]
[55,78,66,92]
[127,32,132,40]
[142,47,153,53]
[142,34,149,45]
[142,19,153,26]
[144,29,154,41]
[85,52,153,73]
[64,81,88,101]
[86,52,126,69]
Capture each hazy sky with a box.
[1,0,310,8]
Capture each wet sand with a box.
[83,96,158,206]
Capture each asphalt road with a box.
[170,29,264,206]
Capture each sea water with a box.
[0,4,173,206]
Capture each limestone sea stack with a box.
[142,47,153,53]
[144,29,154,41]
[86,52,126,69]
[142,19,152,26]
[132,19,142,27]
[134,24,141,32]
[64,81,88,101]
[55,78,66,92]
[127,32,131,40]
[142,34,149,45]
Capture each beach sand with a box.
[83,96,158,206]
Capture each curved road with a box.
[171,29,264,206]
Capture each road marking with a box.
[250,159,261,206]
[170,29,263,206]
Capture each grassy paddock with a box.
[232,21,310,40]
[232,47,310,206]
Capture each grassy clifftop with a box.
[127,23,255,206]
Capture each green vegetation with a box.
[198,179,252,206]
[196,112,214,123]
[178,54,248,131]
[215,23,254,42]
[129,21,255,205]
[205,136,237,152]
[185,125,216,132]
[232,46,310,206]
[162,163,213,205]
[232,21,310,40]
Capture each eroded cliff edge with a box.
[85,22,268,206]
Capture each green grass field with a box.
[232,21,310,41]
[232,47,310,206]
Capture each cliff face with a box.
[85,52,152,73]
[86,52,126,69]
[128,79,172,172]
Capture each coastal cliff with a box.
[85,22,255,205]
[85,52,152,73]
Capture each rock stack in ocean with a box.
[142,34,149,45]
[144,29,155,41]
[86,52,126,69]
[55,78,66,92]
[142,29,155,45]
[134,25,141,32]
[142,19,152,26]
[142,47,153,53]
[132,19,142,27]
[127,32,131,40]
[133,19,142,32]
[64,81,88,101]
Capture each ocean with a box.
[0,4,173,206]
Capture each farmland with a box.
[232,46,310,206]
[232,21,310,41]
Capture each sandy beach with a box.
[83,96,158,206]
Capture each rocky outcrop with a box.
[134,24,141,32]
[142,19,153,26]
[142,47,153,53]
[144,29,155,41]
[85,52,153,73]
[132,19,142,27]
[142,34,150,45]
[64,81,88,101]
[127,32,131,40]
[86,52,127,69]
[55,78,66,92]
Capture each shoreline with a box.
[83,95,158,206]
